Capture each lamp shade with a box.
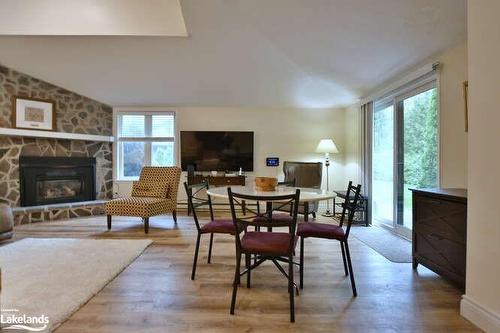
[315,139,339,154]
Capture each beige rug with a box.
[350,225,412,263]
[0,238,152,332]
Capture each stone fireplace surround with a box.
[0,64,113,224]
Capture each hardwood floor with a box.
[11,213,479,332]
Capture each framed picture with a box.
[12,96,56,131]
[463,81,468,132]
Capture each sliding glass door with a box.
[396,84,439,233]
[371,81,439,237]
[372,102,395,227]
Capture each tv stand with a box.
[187,175,247,215]
[187,175,245,187]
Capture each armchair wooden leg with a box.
[107,215,112,230]
[172,210,177,224]
[144,217,149,234]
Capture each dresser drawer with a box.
[414,195,466,244]
[411,188,467,290]
[414,231,466,283]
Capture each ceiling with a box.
[0,0,187,36]
[0,0,466,108]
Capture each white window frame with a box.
[114,109,176,181]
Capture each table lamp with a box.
[316,139,339,217]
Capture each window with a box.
[116,112,176,180]
[368,67,439,239]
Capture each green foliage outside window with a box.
[403,88,438,189]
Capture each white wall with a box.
[460,1,500,331]
[439,42,468,188]
[114,107,347,205]
[342,42,469,190]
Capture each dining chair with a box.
[297,181,362,296]
[184,181,236,280]
[255,179,296,231]
[228,187,301,322]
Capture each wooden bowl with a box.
[255,177,278,191]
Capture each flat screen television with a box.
[180,131,254,171]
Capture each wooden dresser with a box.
[411,188,467,290]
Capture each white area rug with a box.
[0,238,152,332]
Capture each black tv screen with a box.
[180,131,254,171]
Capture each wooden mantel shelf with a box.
[0,127,114,143]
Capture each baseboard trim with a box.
[461,295,500,332]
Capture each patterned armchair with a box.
[105,166,181,234]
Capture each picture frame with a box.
[463,81,468,132]
[12,96,56,131]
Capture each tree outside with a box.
[402,88,438,228]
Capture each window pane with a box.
[121,115,145,137]
[122,142,145,177]
[152,142,174,166]
[372,104,394,225]
[401,87,438,229]
[152,115,174,137]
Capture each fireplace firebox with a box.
[19,156,96,206]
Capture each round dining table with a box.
[206,185,336,221]
[206,185,336,295]
[207,185,335,201]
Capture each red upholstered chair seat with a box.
[200,219,235,234]
[241,231,295,255]
[253,213,293,223]
[297,222,345,240]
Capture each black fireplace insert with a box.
[19,156,96,206]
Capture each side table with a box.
[333,190,369,226]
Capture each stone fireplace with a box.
[0,64,113,224]
[19,156,96,206]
